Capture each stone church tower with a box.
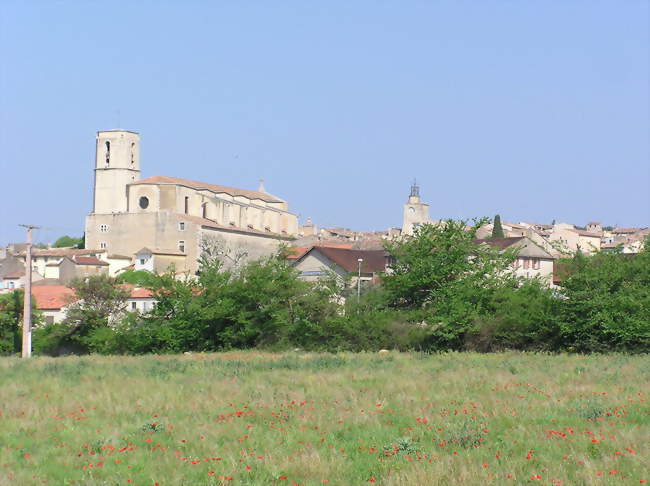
[402,181,430,236]
[93,130,141,214]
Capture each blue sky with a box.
[1,1,648,245]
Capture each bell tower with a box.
[402,181,430,236]
[92,130,141,213]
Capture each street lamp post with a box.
[357,258,363,302]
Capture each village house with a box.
[547,224,602,255]
[474,236,556,285]
[29,284,155,325]
[31,285,76,324]
[290,246,388,289]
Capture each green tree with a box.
[62,275,130,352]
[382,219,517,348]
[128,249,339,353]
[0,290,42,354]
[557,241,650,352]
[491,214,505,238]
[53,235,83,248]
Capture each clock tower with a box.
[402,181,430,236]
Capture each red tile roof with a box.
[135,176,284,203]
[135,247,186,256]
[286,244,354,260]
[3,270,25,279]
[570,229,602,238]
[31,286,77,310]
[176,213,293,239]
[474,237,525,249]
[298,247,387,273]
[73,256,109,266]
[28,248,104,257]
[119,284,154,299]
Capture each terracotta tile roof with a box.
[176,213,293,239]
[287,244,354,260]
[474,237,525,249]
[32,278,63,286]
[298,247,387,273]
[119,284,154,299]
[287,247,310,260]
[2,270,25,279]
[73,256,109,266]
[570,229,601,238]
[31,285,77,310]
[107,254,132,260]
[26,248,104,258]
[135,176,284,203]
[613,227,640,234]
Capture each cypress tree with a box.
[492,214,505,238]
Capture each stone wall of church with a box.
[86,211,198,273]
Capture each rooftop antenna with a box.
[258,178,266,193]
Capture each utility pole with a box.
[19,224,40,358]
[357,258,363,303]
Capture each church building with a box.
[85,130,298,274]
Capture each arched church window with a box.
[139,196,149,209]
[105,141,110,166]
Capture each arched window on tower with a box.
[131,142,135,165]
[105,141,110,166]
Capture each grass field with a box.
[1,352,648,485]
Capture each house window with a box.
[523,258,530,269]
[179,222,185,231]
[131,302,137,310]
[184,197,189,214]
[100,242,107,249]
[139,196,149,209]
[46,316,54,325]
[202,203,207,219]
[178,240,185,253]
[140,258,146,265]
[99,224,109,233]
[9,281,15,289]
[532,258,540,270]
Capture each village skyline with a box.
[1,2,648,245]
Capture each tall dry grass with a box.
[0,352,648,485]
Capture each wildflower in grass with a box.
[279,475,288,480]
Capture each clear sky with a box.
[1,1,648,245]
